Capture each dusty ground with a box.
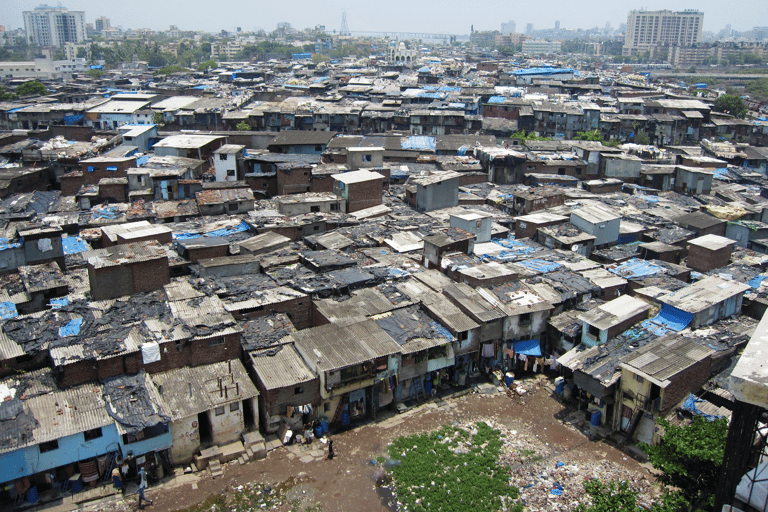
[91,378,652,512]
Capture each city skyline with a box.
[3,0,767,37]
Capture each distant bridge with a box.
[345,31,463,41]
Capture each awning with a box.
[513,339,541,357]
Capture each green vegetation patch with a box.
[387,422,522,512]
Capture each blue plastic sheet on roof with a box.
[90,65,103,70]
[488,96,508,103]
[401,136,436,151]
[516,258,561,273]
[62,236,90,255]
[0,237,22,252]
[635,194,659,203]
[205,220,249,238]
[682,393,724,421]
[173,232,201,240]
[50,297,69,309]
[136,154,150,166]
[712,168,730,181]
[431,321,456,342]
[513,339,541,357]
[64,114,84,125]
[92,205,119,219]
[388,268,409,278]
[642,303,692,336]
[417,92,445,100]
[0,302,18,320]
[448,102,466,109]
[457,146,469,156]
[418,67,431,73]
[608,258,664,278]
[749,275,768,289]
[59,318,83,337]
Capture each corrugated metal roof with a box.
[250,344,316,391]
[151,359,257,420]
[290,320,401,372]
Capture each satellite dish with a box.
[571,245,580,252]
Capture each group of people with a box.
[112,466,153,509]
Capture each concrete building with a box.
[571,205,621,247]
[332,169,384,213]
[23,6,86,47]
[624,10,704,56]
[213,145,245,182]
[521,40,562,54]
[406,172,460,212]
[579,295,650,347]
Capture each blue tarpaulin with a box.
[59,318,83,337]
[64,114,84,125]
[749,275,768,289]
[205,221,249,238]
[682,393,724,421]
[488,96,508,103]
[642,303,692,336]
[0,238,22,252]
[431,321,456,342]
[608,258,665,279]
[62,236,90,255]
[49,297,69,309]
[516,259,561,274]
[400,136,436,151]
[92,205,119,219]
[513,339,542,357]
[0,302,18,320]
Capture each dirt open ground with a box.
[88,377,654,512]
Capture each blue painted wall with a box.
[0,424,122,485]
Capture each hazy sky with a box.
[3,0,766,35]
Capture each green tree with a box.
[0,87,16,101]
[574,130,605,142]
[510,130,552,142]
[152,112,164,125]
[713,94,748,118]
[746,77,768,98]
[87,68,105,78]
[634,132,651,145]
[16,80,47,97]
[235,121,251,131]
[196,60,218,72]
[639,417,728,511]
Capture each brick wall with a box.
[235,296,311,330]
[347,178,383,213]
[246,175,277,197]
[185,245,229,263]
[60,174,83,196]
[58,359,98,388]
[310,175,335,193]
[458,173,488,186]
[687,245,732,272]
[89,264,134,301]
[661,357,711,412]
[132,258,171,293]
[97,355,126,381]
[190,333,242,366]
[277,167,311,195]
[99,183,127,202]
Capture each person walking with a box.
[327,440,335,460]
[137,467,153,509]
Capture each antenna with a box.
[340,10,350,36]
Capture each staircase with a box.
[208,459,224,479]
